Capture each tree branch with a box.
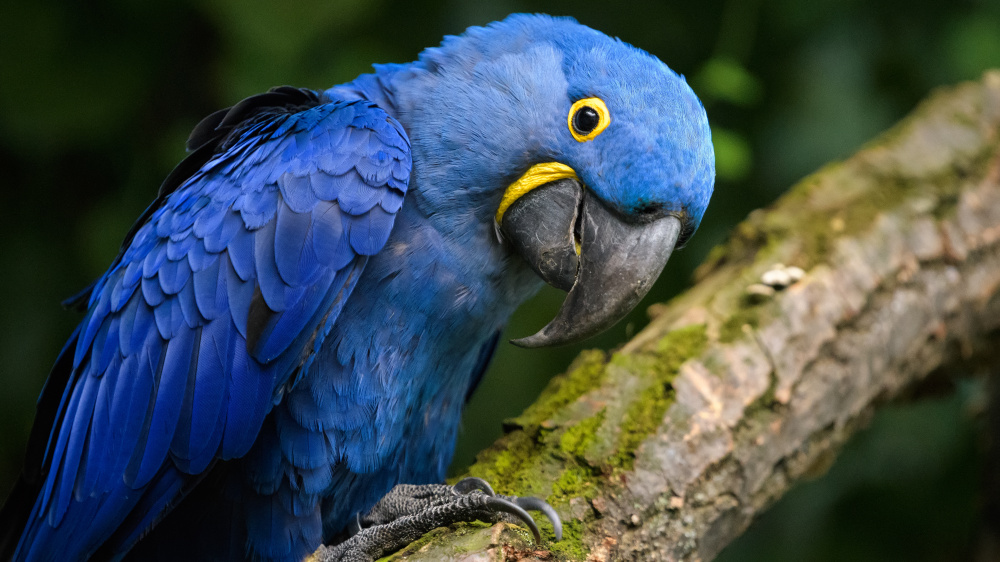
[376,71,1000,561]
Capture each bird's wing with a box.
[464,331,502,403]
[6,87,411,561]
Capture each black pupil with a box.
[573,106,600,134]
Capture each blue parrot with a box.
[0,14,713,562]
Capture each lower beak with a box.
[499,179,682,347]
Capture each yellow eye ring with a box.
[567,97,611,142]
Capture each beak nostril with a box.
[631,201,669,222]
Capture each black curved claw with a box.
[453,477,496,497]
[347,513,362,537]
[483,496,542,544]
[514,496,563,541]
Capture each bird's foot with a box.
[312,477,562,562]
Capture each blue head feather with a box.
[333,14,714,241]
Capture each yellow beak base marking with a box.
[495,162,578,224]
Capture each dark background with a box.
[1,0,998,559]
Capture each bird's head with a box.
[377,14,714,346]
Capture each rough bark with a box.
[373,71,1000,561]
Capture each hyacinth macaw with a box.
[0,13,714,562]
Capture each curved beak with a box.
[499,177,682,348]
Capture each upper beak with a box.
[499,176,682,348]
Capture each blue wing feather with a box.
[191,257,225,320]
[187,316,231,459]
[140,275,165,308]
[274,201,314,286]
[12,92,411,561]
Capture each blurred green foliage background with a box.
[1,0,998,559]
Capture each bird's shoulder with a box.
[5,87,413,561]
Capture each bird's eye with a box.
[573,107,600,134]
[568,97,610,142]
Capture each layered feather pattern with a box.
[11,92,411,561]
[2,13,716,562]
